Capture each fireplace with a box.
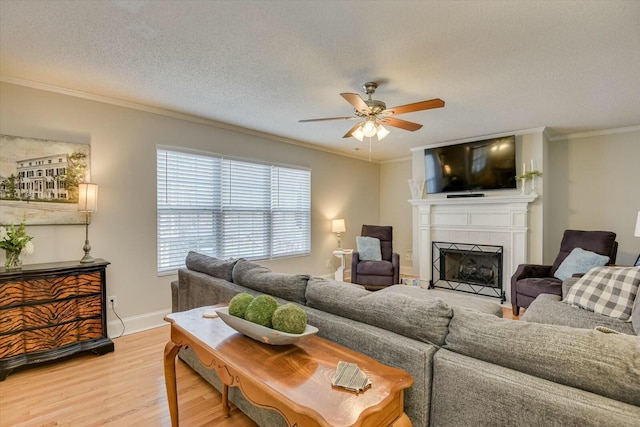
[431,241,505,302]
[410,193,538,304]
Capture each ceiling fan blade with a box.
[385,98,445,115]
[343,123,362,138]
[340,93,371,113]
[380,117,423,131]
[299,116,356,123]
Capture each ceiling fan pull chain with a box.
[368,137,372,162]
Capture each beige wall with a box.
[0,82,380,334]
[546,128,640,265]
[380,159,413,274]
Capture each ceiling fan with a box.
[299,82,445,141]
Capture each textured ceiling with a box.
[1,1,639,161]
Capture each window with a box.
[156,148,311,274]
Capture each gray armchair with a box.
[351,225,400,291]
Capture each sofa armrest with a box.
[351,251,360,283]
[171,280,180,313]
[392,252,400,284]
[512,264,553,281]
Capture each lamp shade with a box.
[376,124,390,140]
[332,219,346,233]
[352,126,364,141]
[78,183,98,213]
[635,211,640,237]
[362,120,377,138]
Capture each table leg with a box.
[391,413,412,427]
[164,340,182,427]
[222,383,231,417]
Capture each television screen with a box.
[424,136,516,194]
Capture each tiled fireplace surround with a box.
[410,194,538,304]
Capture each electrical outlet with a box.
[406,251,413,261]
[108,295,117,309]
[326,259,331,268]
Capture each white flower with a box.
[23,240,35,256]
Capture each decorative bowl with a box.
[215,307,318,345]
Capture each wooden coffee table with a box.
[164,305,413,426]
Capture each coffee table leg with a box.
[222,383,231,417]
[164,341,182,427]
[391,413,412,427]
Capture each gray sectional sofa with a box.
[171,252,640,427]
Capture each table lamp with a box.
[78,183,98,263]
[332,219,346,249]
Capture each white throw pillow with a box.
[356,236,382,261]
[563,266,640,321]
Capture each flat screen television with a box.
[424,135,516,194]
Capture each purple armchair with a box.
[511,230,618,315]
[351,225,400,291]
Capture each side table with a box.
[332,248,353,281]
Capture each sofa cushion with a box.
[431,349,640,427]
[445,308,640,406]
[231,259,309,305]
[356,260,394,276]
[553,247,609,281]
[522,294,636,335]
[185,251,238,282]
[305,278,452,345]
[356,236,382,261]
[563,266,640,321]
[378,285,503,317]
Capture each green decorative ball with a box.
[228,293,255,318]
[272,303,307,334]
[245,295,279,328]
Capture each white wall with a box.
[546,127,640,265]
[0,82,380,334]
[380,158,413,274]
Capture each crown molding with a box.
[548,125,640,142]
[381,156,412,165]
[409,127,547,152]
[0,75,381,164]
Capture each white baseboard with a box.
[107,308,170,338]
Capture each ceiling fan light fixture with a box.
[376,124,390,140]
[352,126,364,141]
[362,119,377,138]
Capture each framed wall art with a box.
[0,134,91,225]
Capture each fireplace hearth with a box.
[431,241,505,302]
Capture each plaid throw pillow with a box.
[563,266,640,321]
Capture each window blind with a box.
[157,148,310,274]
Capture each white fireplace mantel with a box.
[409,193,538,207]
[409,193,538,303]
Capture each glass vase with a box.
[4,249,22,270]
[520,178,528,195]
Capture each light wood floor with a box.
[1,308,519,427]
[0,325,257,427]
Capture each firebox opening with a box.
[431,242,505,302]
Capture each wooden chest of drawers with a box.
[0,259,113,380]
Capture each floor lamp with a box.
[78,183,98,263]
